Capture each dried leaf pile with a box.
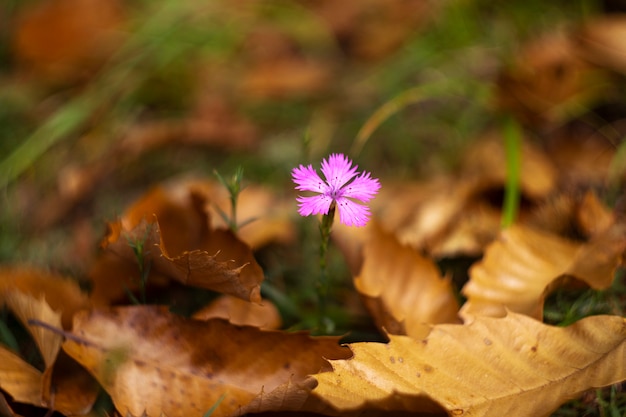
[1,1,626,417]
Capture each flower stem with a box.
[317,203,335,333]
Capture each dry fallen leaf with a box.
[5,291,62,368]
[496,29,608,126]
[313,312,626,417]
[461,223,626,320]
[0,266,91,329]
[13,0,124,84]
[0,291,98,415]
[192,295,282,329]
[354,223,460,338]
[92,183,264,304]
[63,305,351,417]
[575,14,626,74]
[0,347,43,407]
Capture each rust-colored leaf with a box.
[13,0,124,84]
[41,350,100,416]
[314,313,626,417]
[92,183,264,303]
[354,224,460,338]
[461,223,626,319]
[62,306,351,417]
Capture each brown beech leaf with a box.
[13,0,124,84]
[575,14,626,74]
[0,266,90,329]
[495,30,608,126]
[461,223,626,319]
[41,349,100,416]
[204,182,296,250]
[313,312,626,417]
[62,305,351,417]
[94,183,264,303]
[0,392,24,417]
[192,295,281,330]
[0,347,42,406]
[354,224,460,338]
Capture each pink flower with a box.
[291,153,380,227]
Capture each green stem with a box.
[502,115,522,228]
[317,204,335,332]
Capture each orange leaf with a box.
[354,224,460,338]
[0,347,42,407]
[63,306,351,417]
[0,266,90,329]
[192,295,281,329]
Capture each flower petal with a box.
[292,165,328,194]
[335,197,371,227]
[321,154,358,191]
[341,171,380,202]
[297,195,333,217]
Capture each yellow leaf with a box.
[461,224,626,319]
[313,313,626,417]
[5,291,62,368]
[0,346,42,406]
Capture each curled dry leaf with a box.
[192,295,282,330]
[0,266,90,329]
[0,292,99,415]
[313,312,626,417]
[495,29,608,126]
[575,14,626,74]
[92,183,264,303]
[461,223,626,320]
[354,224,460,338]
[4,291,62,368]
[62,306,351,417]
[369,133,559,258]
[205,182,296,250]
[460,132,557,200]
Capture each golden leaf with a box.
[0,347,42,406]
[314,313,626,417]
[4,291,62,368]
[461,224,626,319]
